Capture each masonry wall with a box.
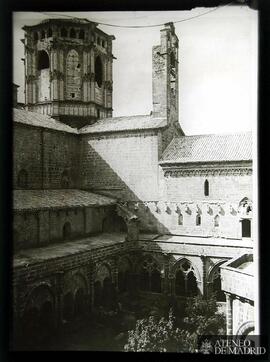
[13,206,109,250]
[13,123,80,189]
[232,298,254,335]
[163,170,252,202]
[147,165,253,238]
[13,125,43,189]
[42,130,79,189]
[80,131,160,201]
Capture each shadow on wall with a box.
[80,142,171,235]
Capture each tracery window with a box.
[66,49,81,100]
[139,256,162,293]
[175,259,198,297]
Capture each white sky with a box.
[13,7,258,135]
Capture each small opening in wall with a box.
[196,214,201,226]
[242,219,251,238]
[102,40,105,47]
[71,93,75,98]
[77,63,81,69]
[178,213,183,226]
[37,50,50,70]
[204,179,209,196]
[97,109,100,119]
[214,215,220,227]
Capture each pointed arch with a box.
[207,260,227,302]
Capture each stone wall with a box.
[13,206,109,249]
[80,131,160,201]
[13,123,80,189]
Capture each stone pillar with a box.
[200,255,207,297]
[168,274,175,296]
[225,292,233,335]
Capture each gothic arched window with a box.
[37,50,49,70]
[18,169,28,188]
[95,56,103,88]
[174,259,198,297]
[204,179,209,196]
[139,256,162,293]
[66,49,81,100]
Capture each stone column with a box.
[200,255,207,297]
[225,292,233,335]
[168,274,175,296]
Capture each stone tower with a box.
[152,22,184,144]
[22,18,115,128]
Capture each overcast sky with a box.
[13,6,257,135]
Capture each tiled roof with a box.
[13,189,116,211]
[13,108,78,134]
[160,132,252,164]
[79,115,167,134]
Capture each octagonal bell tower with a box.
[22,18,115,128]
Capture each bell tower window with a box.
[95,56,103,88]
[37,50,49,70]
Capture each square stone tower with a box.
[22,18,115,128]
[152,22,184,150]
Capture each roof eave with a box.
[159,159,253,167]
